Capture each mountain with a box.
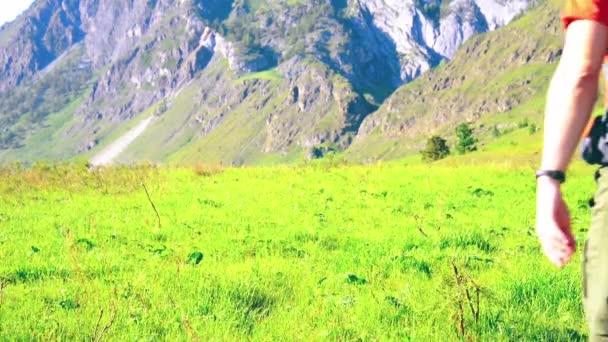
[347,1,562,161]
[0,0,539,165]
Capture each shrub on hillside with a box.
[455,123,477,154]
[193,163,224,177]
[421,135,450,162]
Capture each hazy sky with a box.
[0,1,34,27]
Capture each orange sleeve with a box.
[562,0,608,29]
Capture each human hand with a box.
[536,177,576,268]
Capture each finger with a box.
[555,233,576,252]
[540,233,570,250]
[543,229,575,251]
[546,244,575,266]
[542,242,573,261]
[558,254,572,268]
[544,250,570,265]
[550,255,564,269]
[562,231,577,250]
[549,251,568,268]
[544,239,575,256]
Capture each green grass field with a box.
[0,156,596,340]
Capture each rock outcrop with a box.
[351,0,534,83]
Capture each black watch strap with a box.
[535,170,566,184]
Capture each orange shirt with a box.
[562,0,608,29]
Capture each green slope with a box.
[100,57,367,166]
[346,1,564,162]
[0,45,97,163]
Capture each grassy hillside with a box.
[93,56,366,166]
[0,154,596,340]
[347,1,564,162]
[0,44,94,158]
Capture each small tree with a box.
[421,135,450,162]
[491,125,501,138]
[455,123,477,155]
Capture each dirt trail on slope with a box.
[89,116,155,166]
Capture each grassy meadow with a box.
[0,154,598,340]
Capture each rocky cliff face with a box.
[0,0,537,164]
[350,0,534,83]
[0,0,84,93]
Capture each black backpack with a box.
[582,111,608,165]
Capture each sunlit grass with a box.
[0,159,592,340]
[235,69,283,83]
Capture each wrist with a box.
[536,169,566,184]
[537,175,561,189]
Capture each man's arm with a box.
[537,20,608,268]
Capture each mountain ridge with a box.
[0,0,542,165]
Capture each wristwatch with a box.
[535,170,566,184]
